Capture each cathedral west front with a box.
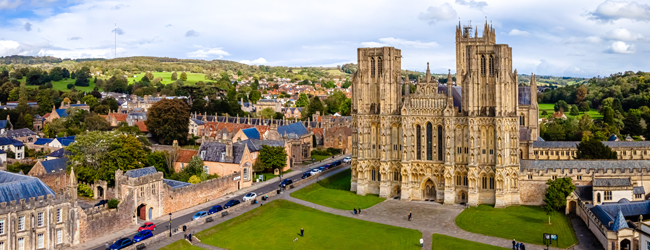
[350,21,539,208]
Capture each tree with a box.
[84,113,110,131]
[26,68,44,85]
[100,134,148,185]
[171,72,178,80]
[340,98,351,116]
[542,177,575,224]
[578,101,590,112]
[258,145,287,173]
[259,108,275,119]
[16,82,30,115]
[622,114,642,136]
[81,95,99,111]
[164,145,180,174]
[575,85,588,104]
[180,72,188,81]
[185,156,205,177]
[603,107,615,126]
[188,175,201,184]
[305,96,325,119]
[569,105,579,116]
[49,67,63,81]
[75,66,90,86]
[145,71,154,81]
[146,99,190,145]
[554,100,569,113]
[249,90,261,104]
[295,93,309,107]
[575,137,617,159]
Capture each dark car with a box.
[110,238,133,250]
[208,205,223,215]
[224,199,240,209]
[332,160,341,166]
[133,230,153,242]
[280,179,293,187]
[301,172,312,179]
[94,199,108,207]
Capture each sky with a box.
[0,0,649,77]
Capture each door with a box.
[139,205,146,220]
[148,208,153,220]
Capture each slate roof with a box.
[436,85,462,109]
[163,179,191,189]
[574,185,593,201]
[0,120,8,129]
[634,186,645,195]
[124,166,158,178]
[519,127,530,141]
[532,140,650,148]
[592,200,650,231]
[47,148,71,158]
[0,137,23,147]
[55,109,68,118]
[537,137,545,141]
[242,139,284,152]
[608,134,618,141]
[0,170,55,203]
[520,159,650,171]
[593,178,632,187]
[241,127,260,140]
[277,122,309,137]
[6,128,36,139]
[518,86,531,105]
[190,118,205,125]
[34,138,53,145]
[611,210,629,232]
[40,158,68,174]
[198,142,246,163]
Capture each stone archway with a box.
[458,190,467,204]
[136,204,147,221]
[568,200,576,214]
[620,239,631,250]
[392,185,401,198]
[422,179,436,201]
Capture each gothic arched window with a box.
[416,125,422,160]
[370,58,376,77]
[489,55,495,75]
[426,123,433,161]
[378,57,383,77]
[437,125,443,161]
[372,169,376,181]
[481,55,486,75]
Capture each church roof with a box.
[278,122,309,137]
[593,178,631,187]
[574,185,593,201]
[518,86,531,105]
[520,159,650,172]
[40,158,68,174]
[241,127,261,140]
[519,127,530,141]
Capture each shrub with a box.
[77,183,94,198]
[67,83,74,89]
[108,199,120,209]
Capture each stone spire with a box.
[531,73,538,106]
[425,62,431,83]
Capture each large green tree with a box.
[295,93,309,107]
[146,99,190,145]
[75,66,90,86]
[575,138,617,159]
[542,177,575,222]
[305,96,325,118]
[258,145,287,173]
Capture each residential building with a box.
[5,128,37,144]
[198,141,254,189]
[0,137,25,159]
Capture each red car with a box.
[138,222,156,232]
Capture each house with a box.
[45,106,69,123]
[232,127,261,142]
[241,139,290,171]
[0,115,12,134]
[28,158,70,193]
[271,122,313,163]
[5,128,37,143]
[34,138,54,147]
[49,136,75,148]
[284,107,303,119]
[33,114,44,131]
[47,148,72,160]
[106,111,127,127]
[256,99,283,114]
[173,149,198,173]
[5,101,38,109]
[324,127,352,153]
[0,137,25,159]
[198,141,253,189]
[552,111,567,120]
[136,121,148,134]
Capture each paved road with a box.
[91,155,349,250]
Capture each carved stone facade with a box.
[351,22,535,208]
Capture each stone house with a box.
[106,111,127,127]
[324,127,352,153]
[0,137,25,160]
[27,158,70,194]
[284,107,303,119]
[46,148,71,160]
[33,115,44,132]
[198,141,253,189]
[173,149,198,173]
[241,139,290,171]
[311,128,324,146]
[256,99,282,114]
[49,136,75,148]
[5,128,37,144]
[267,122,313,164]
[0,116,12,135]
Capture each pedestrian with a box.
[408,211,412,221]
[300,228,304,237]
[358,206,361,214]
[520,243,525,250]
[420,238,423,247]
[353,208,357,214]
[512,239,516,250]
[516,242,520,250]
[189,233,192,242]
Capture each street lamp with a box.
[169,213,172,237]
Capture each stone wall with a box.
[78,191,135,243]
[161,173,239,214]
[518,180,547,205]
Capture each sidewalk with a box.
[71,154,349,250]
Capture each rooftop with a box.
[124,166,158,178]
[0,171,55,203]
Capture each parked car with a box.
[133,230,153,242]
[94,199,108,207]
[192,211,208,221]
[279,179,293,187]
[343,157,351,163]
[301,172,312,179]
[208,205,223,215]
[224,199,240,209]
[310,168,321,174]
[318,166,326,172]
[138,222,156,232]
[242,192,257,201]
[332,160,341,166]
[110,238,133,250]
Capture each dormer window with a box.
[221,152,225,161]
[200,150,206,160]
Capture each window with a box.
[57,209,62,222]
[18,216,24,231]
[604,191,612,201]
[38,233,44,249]
[597,193,601,203]
[18,238,23,250]
[200,150,206,159]
[437,126,443,161]
[489,55,495,75]
[416,125,421,160]
[528,175,533,180]
[481,55,486,75]
[636,194,643,199]
[243,168,249,180]
[577,175,582,180]
[481,176,487,189]
[56,229,62,244]
[489,177,495,189]
[0,242,3,250]
[393,170,399,181]
[152,184,155,194]
[140,187,144,197]
[456,176,461,185]
[371,169,376,181]
[0,220,4,235]
[38,212,43,227]
[370,58,375,77]
[426,123,432,161]
[552,175,557,180]
[377,57,383,76]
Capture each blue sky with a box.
[0,0,649,77]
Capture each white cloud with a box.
[239,58,267,65]
[68,37,82,41]
[185,30,199,37]
[508,29,529,36]
[455,0,487,10]
[0,40,21,56]
[418,3,457,25]
[0,0,21,10]
[361,37,438,49]
[564,36,602,44]
[604,28,644,41]
[187,48,229,58]
[590,0,650,22]
[607,41,635,53]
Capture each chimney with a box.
[225,141,233,162]
[172,140,178,148]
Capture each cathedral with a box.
[350,21,538,207]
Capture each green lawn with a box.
[23,78,99,92]
[455,205,578,248]
[159,239,204,250]
[197,199,421,250]
[134,72,207,85]
[311,154,331,162]
[254,169,293,182]
[291,169,385,210]
[538,103,602,119]
[431,234,508,250]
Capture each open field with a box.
[159,239,204,250]
[133,72,207,85]
[291,169,385,210]
[431,234,508,250]
[455,205,578,248]
[22,78,99,92]
[197,199,421,250]
[538,103,602,119]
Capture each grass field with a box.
[455,205,578,248]
[431,234,508,250]
[254,169,293,182]
[134,72,207,85]
[23,78,99,92]
[291,169,385,210]
[197,199,421,250]
[311,154,331,162]
[538,103,603,119]
[159,240,204,250]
